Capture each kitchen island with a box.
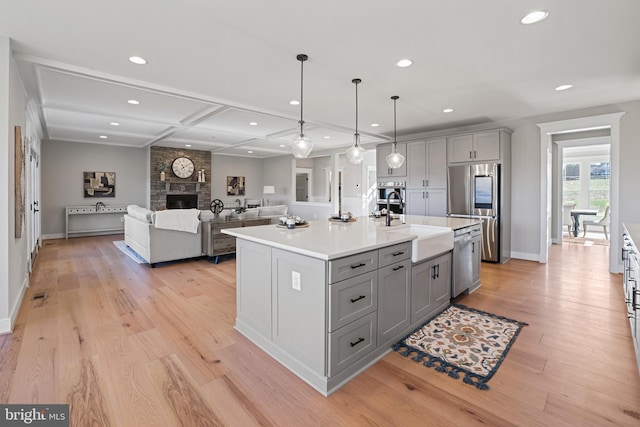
[223,215,481,395]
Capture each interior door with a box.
[27,139,41,270]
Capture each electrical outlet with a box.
[292,271,301,291]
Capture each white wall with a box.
[41,141,148,238]
[1,38,29,333]
[504,100,640,260]
[211,154,264,206]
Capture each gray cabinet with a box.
[471,233,482,290]
[448,131,500,164]
[405,188,447,217]
[406,139,447,217]
[411,252,451,323]
[406,138,447,188]
[376,142,407,178]
[377,258,411,346]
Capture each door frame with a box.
[538,112,624,273]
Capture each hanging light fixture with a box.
[346,78,366,164]
[290,54,313,158]
[386,95,405,169]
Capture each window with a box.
[589,162,610,212]
[562,163,580,205]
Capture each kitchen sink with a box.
[387,224,454,263]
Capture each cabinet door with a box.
[411,253,451,324]
[411,259,433,323]
[426,138,447,187]
[425,189,447,217]
[447,134,474,163]
[471,234,482,289]
[405,189,427,215]
[406,140,426,188]
[377,259,411,346]
[473,131,500,161]
[377,143,407,178]
[431,253,451,307]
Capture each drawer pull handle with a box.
[351,262,366,269]
[350,337,365,347]
[393,265,404,271]
[392,251,405,256]
[350,295,366,303]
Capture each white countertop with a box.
[624,223,640,248]
[222,215,481,260]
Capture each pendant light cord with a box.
[300,58,304,130]
[353,78,361,146]
[391,95,400,151]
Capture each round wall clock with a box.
[171,156,195,179]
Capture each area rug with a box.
[393,304,527,390]
[113,240,147,264]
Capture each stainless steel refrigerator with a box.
[447,163,500,262]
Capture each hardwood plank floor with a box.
[1,235,639,426]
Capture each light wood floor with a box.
[1,235,639,426]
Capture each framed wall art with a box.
[84,171,116,197]
[15,126,24,238]
[227,176,245,196]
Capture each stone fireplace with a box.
[150,147,211,211]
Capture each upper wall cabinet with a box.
[448,131,501,163]
[406,138,447,189]
[376,143,407,178]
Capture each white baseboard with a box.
[1,276,29,334]
[42,233,64,240]
[510,251,542,262]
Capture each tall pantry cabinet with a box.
[405,138,447,217]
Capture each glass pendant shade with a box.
[347,78,366,164]
[290,131,314,158]
[346,133,366,164]
[386,95,405,169]
[291,54,313,158]
[386,146,405,168]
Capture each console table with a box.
[65,205,128,239]
[202,217,271,262]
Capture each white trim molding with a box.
[538,112,624,273]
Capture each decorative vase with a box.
[160,171,166,181]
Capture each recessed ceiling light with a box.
[290,100,300,105]
[279,144,286,147]
[128,56,148,65]
[248,150,254,154]
[185,144,192,147]
[249,122,258,126]
[324,136,331,139]
[443,108,454,113]
[99,135,108,139]
[109,122,120,126]
[370,123,380,127]
[396,59,413,68]
[555,84,573,91]
[127,99,139,105]
[521,10,549,25]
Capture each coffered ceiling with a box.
[2,0,640,158]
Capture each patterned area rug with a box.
[393,304,527,390]
[113,240,147,264]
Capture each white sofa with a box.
[124,205,203,266]
[218,204,288,223]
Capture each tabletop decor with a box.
[393,304,527,390]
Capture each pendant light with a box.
[386,95,405,169]
[346,78,366,164]
[290,54,314,158]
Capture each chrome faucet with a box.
[95,201,105,211]
[386,190,403,226]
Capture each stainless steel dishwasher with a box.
[452,224,482,298]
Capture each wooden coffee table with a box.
[202,217,271,263]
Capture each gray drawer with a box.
[329,271,377,332]
[328,312,377,376]
[329,250,378,283]
[379,242,411,267]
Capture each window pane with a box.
[563,163,580,205]
[589,162,609,211]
